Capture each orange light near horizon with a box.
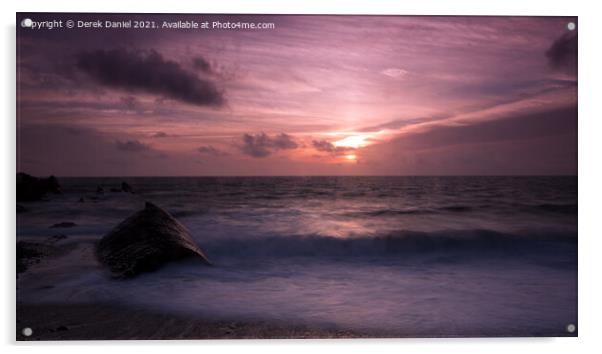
[345,154,357,161]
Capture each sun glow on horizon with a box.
[332,134,373,149]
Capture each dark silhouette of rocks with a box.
[17,241,57,274]
[96,186,104,194]
[17,173,61,202]
[78,197,85,203]
[110,188,121,192]
[17,204,28,213]
[50,222,77,228]
[97,202,211,278]
[121,182,133,193]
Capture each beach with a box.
[17,303,361,340]
[16,176,578,339]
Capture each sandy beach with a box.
[16,302,362,341]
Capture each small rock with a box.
[48,234,67,243]
[121,182,133,193]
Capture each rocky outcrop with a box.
[96,202,211,278]
[17,173,61,202]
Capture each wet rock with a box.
[78,197,85,203]
[17,241,57,274]
[48,234,67,243]
[96,186,104,194]
[121,182,133,193]
[17,173,61,202]
[50,222,77,228]
[96,202,211,278]
[110,188,121,193]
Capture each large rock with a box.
[17,173,61,202]
[96,202,211,278]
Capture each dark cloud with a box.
[197,145,227,156]
[362,105,577,175]
[76,49,224,107]
[151,132,169,138]
[546,32,577,74]
[116,139,151,152]
[312,140,354,155]
[312,140,335,152]
[192,56,211,72]
[270,133,299,150]
[240,133,298,158]
[18,124,167,176]
[393,106,577,150]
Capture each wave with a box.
[528,203,578,214]
[347,205,475,218]
[200,229,577,261]
[345,202,577,219]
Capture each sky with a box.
[17,14,577,176]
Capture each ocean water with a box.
[16,176,578,336]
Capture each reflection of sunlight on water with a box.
[306,218,373,238]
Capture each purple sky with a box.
[17,14,577,176]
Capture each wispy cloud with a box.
[116,139,150,152]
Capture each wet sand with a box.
[16,302,362,341]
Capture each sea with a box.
[16,176,578,337]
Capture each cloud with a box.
[394,106,577,150]
[360,114,451,132]
[240,133,298,158]
[17,124,173,176]
[312,140,354,155]
[359,105,577,175]
[120,96,139,111]
[192,56,211,72]
[546,32,577,74]
[76,49,224,106]
[116,139,150,152]
[381,68,408,79]
[197,145,227,156]
[151,131,169,138]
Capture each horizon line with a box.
[18,173,578,179]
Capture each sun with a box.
[345,154,357,161]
